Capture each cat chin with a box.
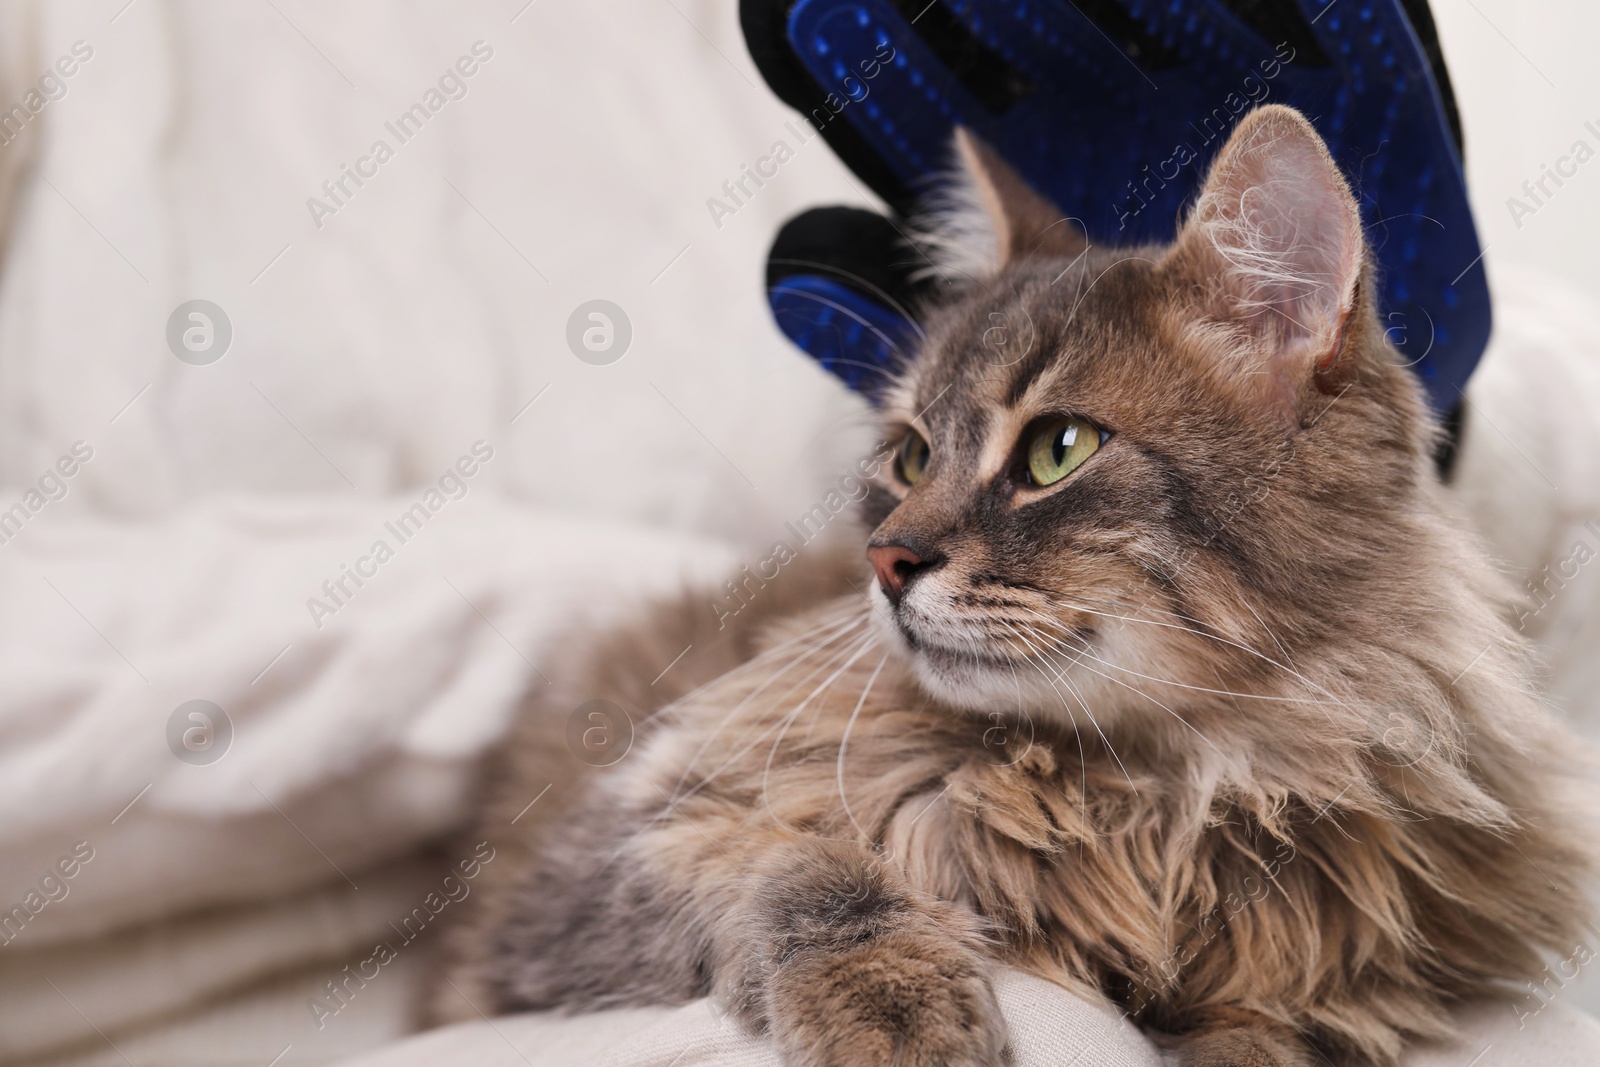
[868,601,1022,711]
[909,652,1030,712]
[870,586,1113,722]
[908,648,1103,725]
[894,623,1109,724]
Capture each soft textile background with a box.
[337,970,1600,1067]
[0,1,1594,1065]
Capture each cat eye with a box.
[896,430,930,486]
[1023,416,1102,487]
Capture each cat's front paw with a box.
[1177,1024,1316,1067]
[765,931,1006,1067]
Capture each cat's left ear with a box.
[1166,105,1364,414]
[931,128,1085,275]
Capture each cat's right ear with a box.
[919,128,1085,278]
[1165,105,1365,418]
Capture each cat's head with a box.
[864,104,1439,726]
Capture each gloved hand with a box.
[743,0,1484,435]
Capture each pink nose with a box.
[867,544,925,605]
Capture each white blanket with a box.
[0,0,860,934]
[335,971,1600,1067]
[0,1,1597,1065]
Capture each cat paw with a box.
[766,931,1007,1067]
[1177,1025,1316,1067]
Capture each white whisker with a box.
[1240,597,1297,671]
[1022,607,1330,709]
[998,623,1092,820]
[761,634,882,829]
[1019,620,1224,758]
[1023,599,1350,718]
[677,630,877,807]
[671,611,869,799]
[643,603,863,728]
[837,652,892,846]
[1001,619,1138,797]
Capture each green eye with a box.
[897,430,930,485]
[1025,416,1102,486]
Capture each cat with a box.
[439,105,1597,1066]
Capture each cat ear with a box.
[1167,105,1364,409]
[922,128,1084,276]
